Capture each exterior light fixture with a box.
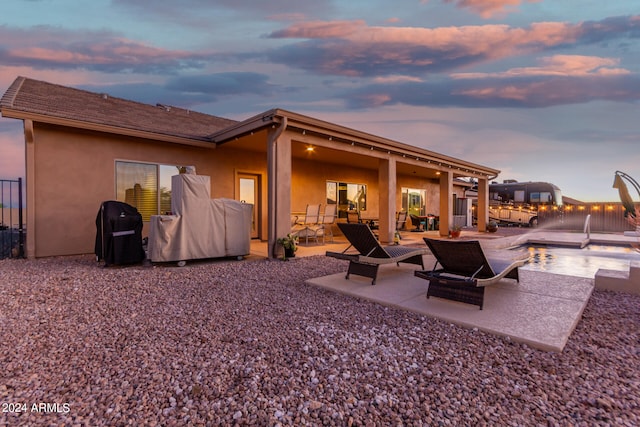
[306,146,314,152]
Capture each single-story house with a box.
[1,76,499,259]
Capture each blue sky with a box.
[1,0,639,201]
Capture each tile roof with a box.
[0,77,237,141]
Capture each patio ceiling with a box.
[211,109,499,181]
[220,131,468,180]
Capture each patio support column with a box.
[378,157,396,244]
[477,177,489,232]
[267,123,291,259]
[439,171,453,237]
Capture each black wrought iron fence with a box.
[1,178,24,259]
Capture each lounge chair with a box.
[415,237,527,309]
[326,222,428,285]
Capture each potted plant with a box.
[487,221,498,233]
[277,233,299,259]
[449,224,462,238]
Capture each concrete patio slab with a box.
[306,263,594,352]
[253,228,633,352]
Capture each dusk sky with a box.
[1,0,639,202]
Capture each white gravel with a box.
[1,255,639,426]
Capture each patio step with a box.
[595,260,640,295]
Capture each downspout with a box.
[267,116,288,259]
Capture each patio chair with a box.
[326,222,428,285]
[409,214,426,232]
[396,211,408,231]
[292,204,321,244]
[304,203,338,245]
[415,237,528,309]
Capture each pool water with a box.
[514,244,640,278]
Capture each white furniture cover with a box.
[148,174,252,262]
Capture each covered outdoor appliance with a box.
[147,174,252,264]
[95,200,145,266]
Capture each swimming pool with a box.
[514,244,640,278]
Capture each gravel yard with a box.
[1,255,638,426]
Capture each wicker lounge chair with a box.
[326,222,428,285]
[415,237,527,309]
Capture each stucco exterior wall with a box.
[291,157,379,216]
[395,174,441,215]
[27,123,468,257]
[30,123,219,257]
[291,158,447,221]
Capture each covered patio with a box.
[211,109,499,259]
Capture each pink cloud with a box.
[451,73,639,106]
[443,0,540,18]
[268,15,639,77]
[0,26,207,72]
[271,20,583,62]
[269,20,366,39]
[452,55,631,79]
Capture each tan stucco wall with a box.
[27,123,467,257]
[291,157,447,223]
[291,157,380,216]
[395,174,441,215]
[30,124,221,257]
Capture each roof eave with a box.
[209,109,281,143]
[1,108,215,149]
